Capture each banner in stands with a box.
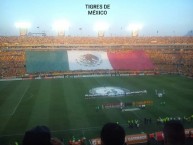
[107,50,154,70]
[153,128,193,141]
[151,128,193,141]
[26,50,154,72]
[67,50,154,71]
[90,134,148,145]
[90,128,193,145]
[125,133,148,144]
[67,50,113,70]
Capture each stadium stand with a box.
[107,50,154,70]
[0,36,193,78]
[26,50,69,73]
[1,36,193,46]
[0,50,26,78]
[145,48,193,77]
[1,36,193,145]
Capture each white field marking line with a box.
[11,86,29,116]
[51,126,101,133]
[0,86,29,117]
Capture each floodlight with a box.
[127,23,143,31]
[93,21,109,32]
[15,22,31,28]
[126,23,143,37]
[15,22,31,36]
[53,20,70,31]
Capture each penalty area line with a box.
[11,86,28,116]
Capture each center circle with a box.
[89,86,130,97]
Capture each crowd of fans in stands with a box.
[0,37,193,78]
[0,50,26,77]
[0,48,193,78]
[145,49,193,77]
[0,36,193,46]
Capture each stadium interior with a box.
[0,36,193,145]
[0,36,193,78]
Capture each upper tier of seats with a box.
[0,36,193,46]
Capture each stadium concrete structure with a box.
[0,36,193,145]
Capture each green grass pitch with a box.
[0,75,193,145]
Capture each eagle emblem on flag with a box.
[76,54,102,67]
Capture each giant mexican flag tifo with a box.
[26,50,154,73]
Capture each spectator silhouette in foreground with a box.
[101,123,125,145]
[22,125,63,145]
[163,120,185,145]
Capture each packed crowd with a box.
[145,49,193,77]
[0,36,193,46]
[0,47,193,78]
[0,50,26,77]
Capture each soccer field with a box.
[0,75,193,145]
